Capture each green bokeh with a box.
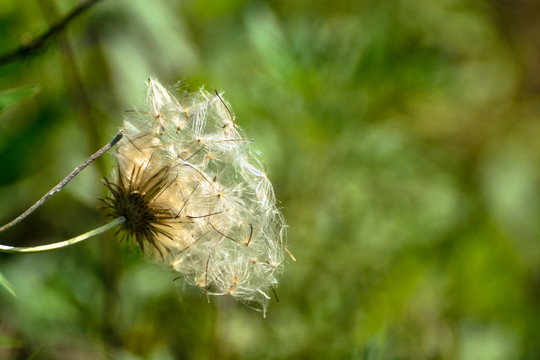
[1,0,539,359]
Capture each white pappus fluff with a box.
[104,78,287,313]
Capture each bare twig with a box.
[0,131,124,233]
[0,0,102,66]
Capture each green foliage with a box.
[0,272,16,298]
[1,0,540,359]
[0,86,40,114]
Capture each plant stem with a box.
[0,216,125,254]
[0,0,103,66]
[0,131,124,234]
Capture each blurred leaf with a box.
[0,271,17,297]
[0,335,21,350]
[0,85,40,113]
[0,334,22,349]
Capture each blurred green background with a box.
[1,0,540,359]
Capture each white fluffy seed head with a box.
[107,78,287,313]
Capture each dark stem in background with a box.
[35,0,122,354]
[37,0,103,163]
[0,0,103,66]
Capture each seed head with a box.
[101,78,287,313]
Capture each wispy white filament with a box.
[115,78,287,312]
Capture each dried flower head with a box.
[101,78,287,312]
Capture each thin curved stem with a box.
[0,0,103,66]
[0,216,125,254]
[0,131,124,233]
